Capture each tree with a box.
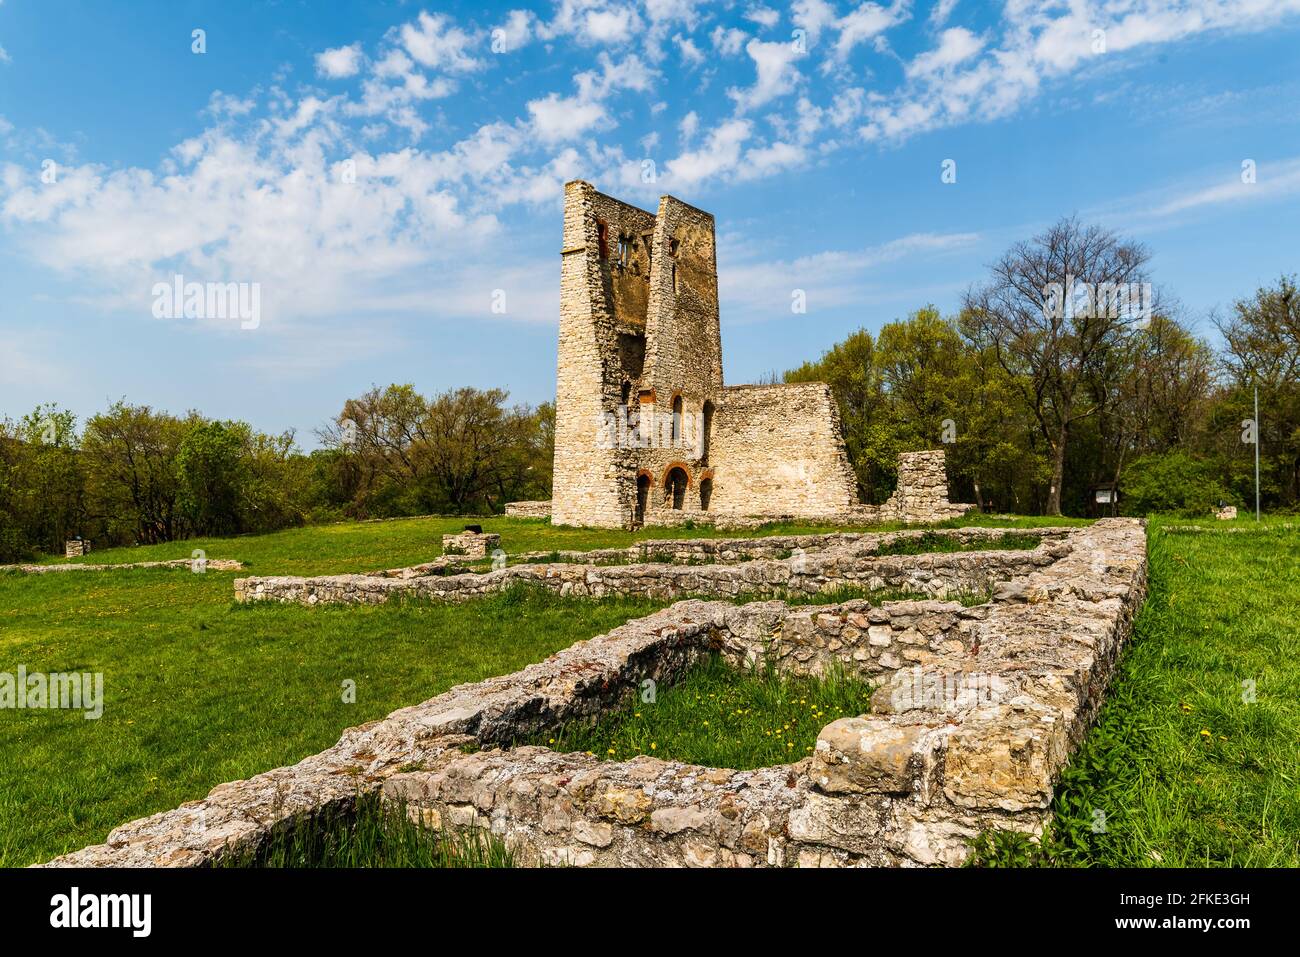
[964,217,1157,514]
[785,329,893,502]
[82,402,191,544]
[1214,275,1300,507]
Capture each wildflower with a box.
[607,747,616,755]
[650,743,657,751]
[1199,729,1211,738]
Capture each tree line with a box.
[0,388,553,562]
[2,217,1294,560]
[784,219,1298,518]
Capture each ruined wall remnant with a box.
[441,531,501,559]
[547,181,861,529]
[48,520,1147,869]
[232,527,1069,606]
[878,451,973,523]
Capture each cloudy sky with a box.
[1,0,1298,442]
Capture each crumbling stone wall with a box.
[704,383,862,520]
[1,558,243,575]
[548,181,863,529]
[48,520,1146,869]
[233,528,1069,606]
[878,451,972,523]
[504,501,552,518]
[441,531,500,558]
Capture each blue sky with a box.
[1,0,1298,445]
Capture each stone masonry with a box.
[547,181,863,529]
[46,519,1146,868]
[440,530,501,559]
[233,527,1068,606]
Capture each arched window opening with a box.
[671,394,683,445]
[701,400,714,462]
[699,477,713,511]
[596,221,609,260]
[635,473,650,524]
[666,467,688,510]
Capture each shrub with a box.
[1120,451,1236,517]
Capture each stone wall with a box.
[48,520,1146,868]
[441,531,500,558]
[504,501,552,518]
[233,528,1069,606]
[2,558,244,575]
[878,450,973,523]
[701,382,861,520]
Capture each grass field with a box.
[3,511,1295,867]
[972,516,1300,867]
[519,653,875,769]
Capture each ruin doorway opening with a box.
[666,467,688,510]
[635,473,650,523]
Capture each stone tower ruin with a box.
[550,181,862,528]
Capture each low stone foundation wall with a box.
[46,520,1145,868]
[504,500,553,518]
[2,558,244,575]
[233,528,1069,606]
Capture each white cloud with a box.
[792,0,839,45]
[833,1,912,61]
[492,10,535,53]
[906,26,983,76]
[315,43,363,78]
[710,25,749,56]
[527,93,608,143]
[674,33,705,65]
[1136,156,1300,219]
[736,141,806,180]
[665,118,752,187]
[399,11,484,73]
[744,4,781,28]
[729,38,804,111]
[543,0,642,46]
[720,229,981,319]
[929,0,959,27]
[679,110,700,143]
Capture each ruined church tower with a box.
[550,180,859,528]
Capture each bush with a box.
[1121,451,1236,517]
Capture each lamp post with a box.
[1254,385,1260,522]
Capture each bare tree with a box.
[963,217,1156,514]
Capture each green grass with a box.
[32,512,1086,575]
[517,653,874,770]
[0,580,666,866]
[872,530,1043,556]
[0,513,1067,867]
[219,793,514,868]
[969,515,1300,867]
